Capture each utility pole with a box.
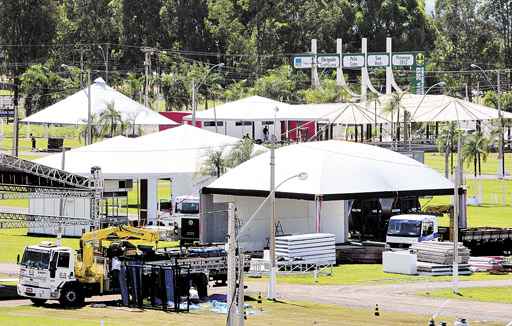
[227,203,236,326]
[80,48,84,88]
[361,38,368,102]
[498,70,505,178]
[11,80,19,157]
[191,79,196,126]
[87,70,92,145]
[57,147,66,246]
[452,131,462,294]
[142,47,154,108]
[268,107,278,300]
[311,39,320,88]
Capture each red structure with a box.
[159,112,201,131]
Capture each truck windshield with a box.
[387,220,422,237]
[180,202,199,214]
[21,249,51,269]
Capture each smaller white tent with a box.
[35,125,267,222]
[185,96,294,121]
[22,77,177,126]
[376,94,512,122]
[292,102,390,124]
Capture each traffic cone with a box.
[428,319,435,326]
[374,304,380,316]
[257,292,263,311]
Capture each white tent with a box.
[292,102,390,124]
[376,94,512,122]
[35,125,267,222]
[201,140,454,250]
[205,140,453,197]
[36,124,266,178]
[22,77,177,126]
[184,96,296,121]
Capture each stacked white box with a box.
[276,233,336,264]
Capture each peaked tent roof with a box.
[376,94,512,122]
[35,124,266,178]
[204,140,454,200]
[183,95,313,121]
[23,77,178,126]
[292,102,390,124]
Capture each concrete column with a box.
[147,177,158,224]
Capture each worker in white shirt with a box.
[111,256,121,290]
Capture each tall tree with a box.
[353,0,434,51]
[484,0,512,67]
[160,0,213,52]
[431,0,499,70]
[0,0,57,80]
[121,0,163,68]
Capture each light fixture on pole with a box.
[471,63,504,178]
[191,63,225,127]
[97,44,109,84]
[409,81,446,152]
[226,171,308,324]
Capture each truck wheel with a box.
[59,285,84,307]
[30,298,46,306]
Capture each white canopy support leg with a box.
[147,177,158,224]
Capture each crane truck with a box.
[17,225,159,306]
[17,225,234,307]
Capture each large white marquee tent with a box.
[22,77,177,127]
[201,140,455,250]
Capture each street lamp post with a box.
[409,81,446,152]
[97,44,109,84]
[191,63,224,127]
[471,64,504,178]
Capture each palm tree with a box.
[199,148,226,178]
[99,102,123,137]
[436,122,460,178]
[463,132,490,177]
[383,91,408,149]
[78,113,101,144]
[226,138,256,168]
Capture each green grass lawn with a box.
[421,178,512,228]
[424,152,512,176]
[0,299,499,326]
[262,264,512,286]
[0,229,80,264]
[419,286,512,304]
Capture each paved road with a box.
[246,279,512,323]
[2,261,512,322]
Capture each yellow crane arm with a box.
[81,225,160,242]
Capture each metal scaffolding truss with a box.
[0,212,90,229]
[0,190,92,200]
[0,153,91,189]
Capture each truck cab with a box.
[18,241,79,306]
[386,214,438,249]
[174,195,199,215]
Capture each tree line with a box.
[1,0,512,115]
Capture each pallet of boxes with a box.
[412,241,472,276]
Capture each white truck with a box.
[17,241,85,306]
[386,214,438,249]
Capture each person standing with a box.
[111,256,121,291]
[263,125,269,142]
[30,134,36,151]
